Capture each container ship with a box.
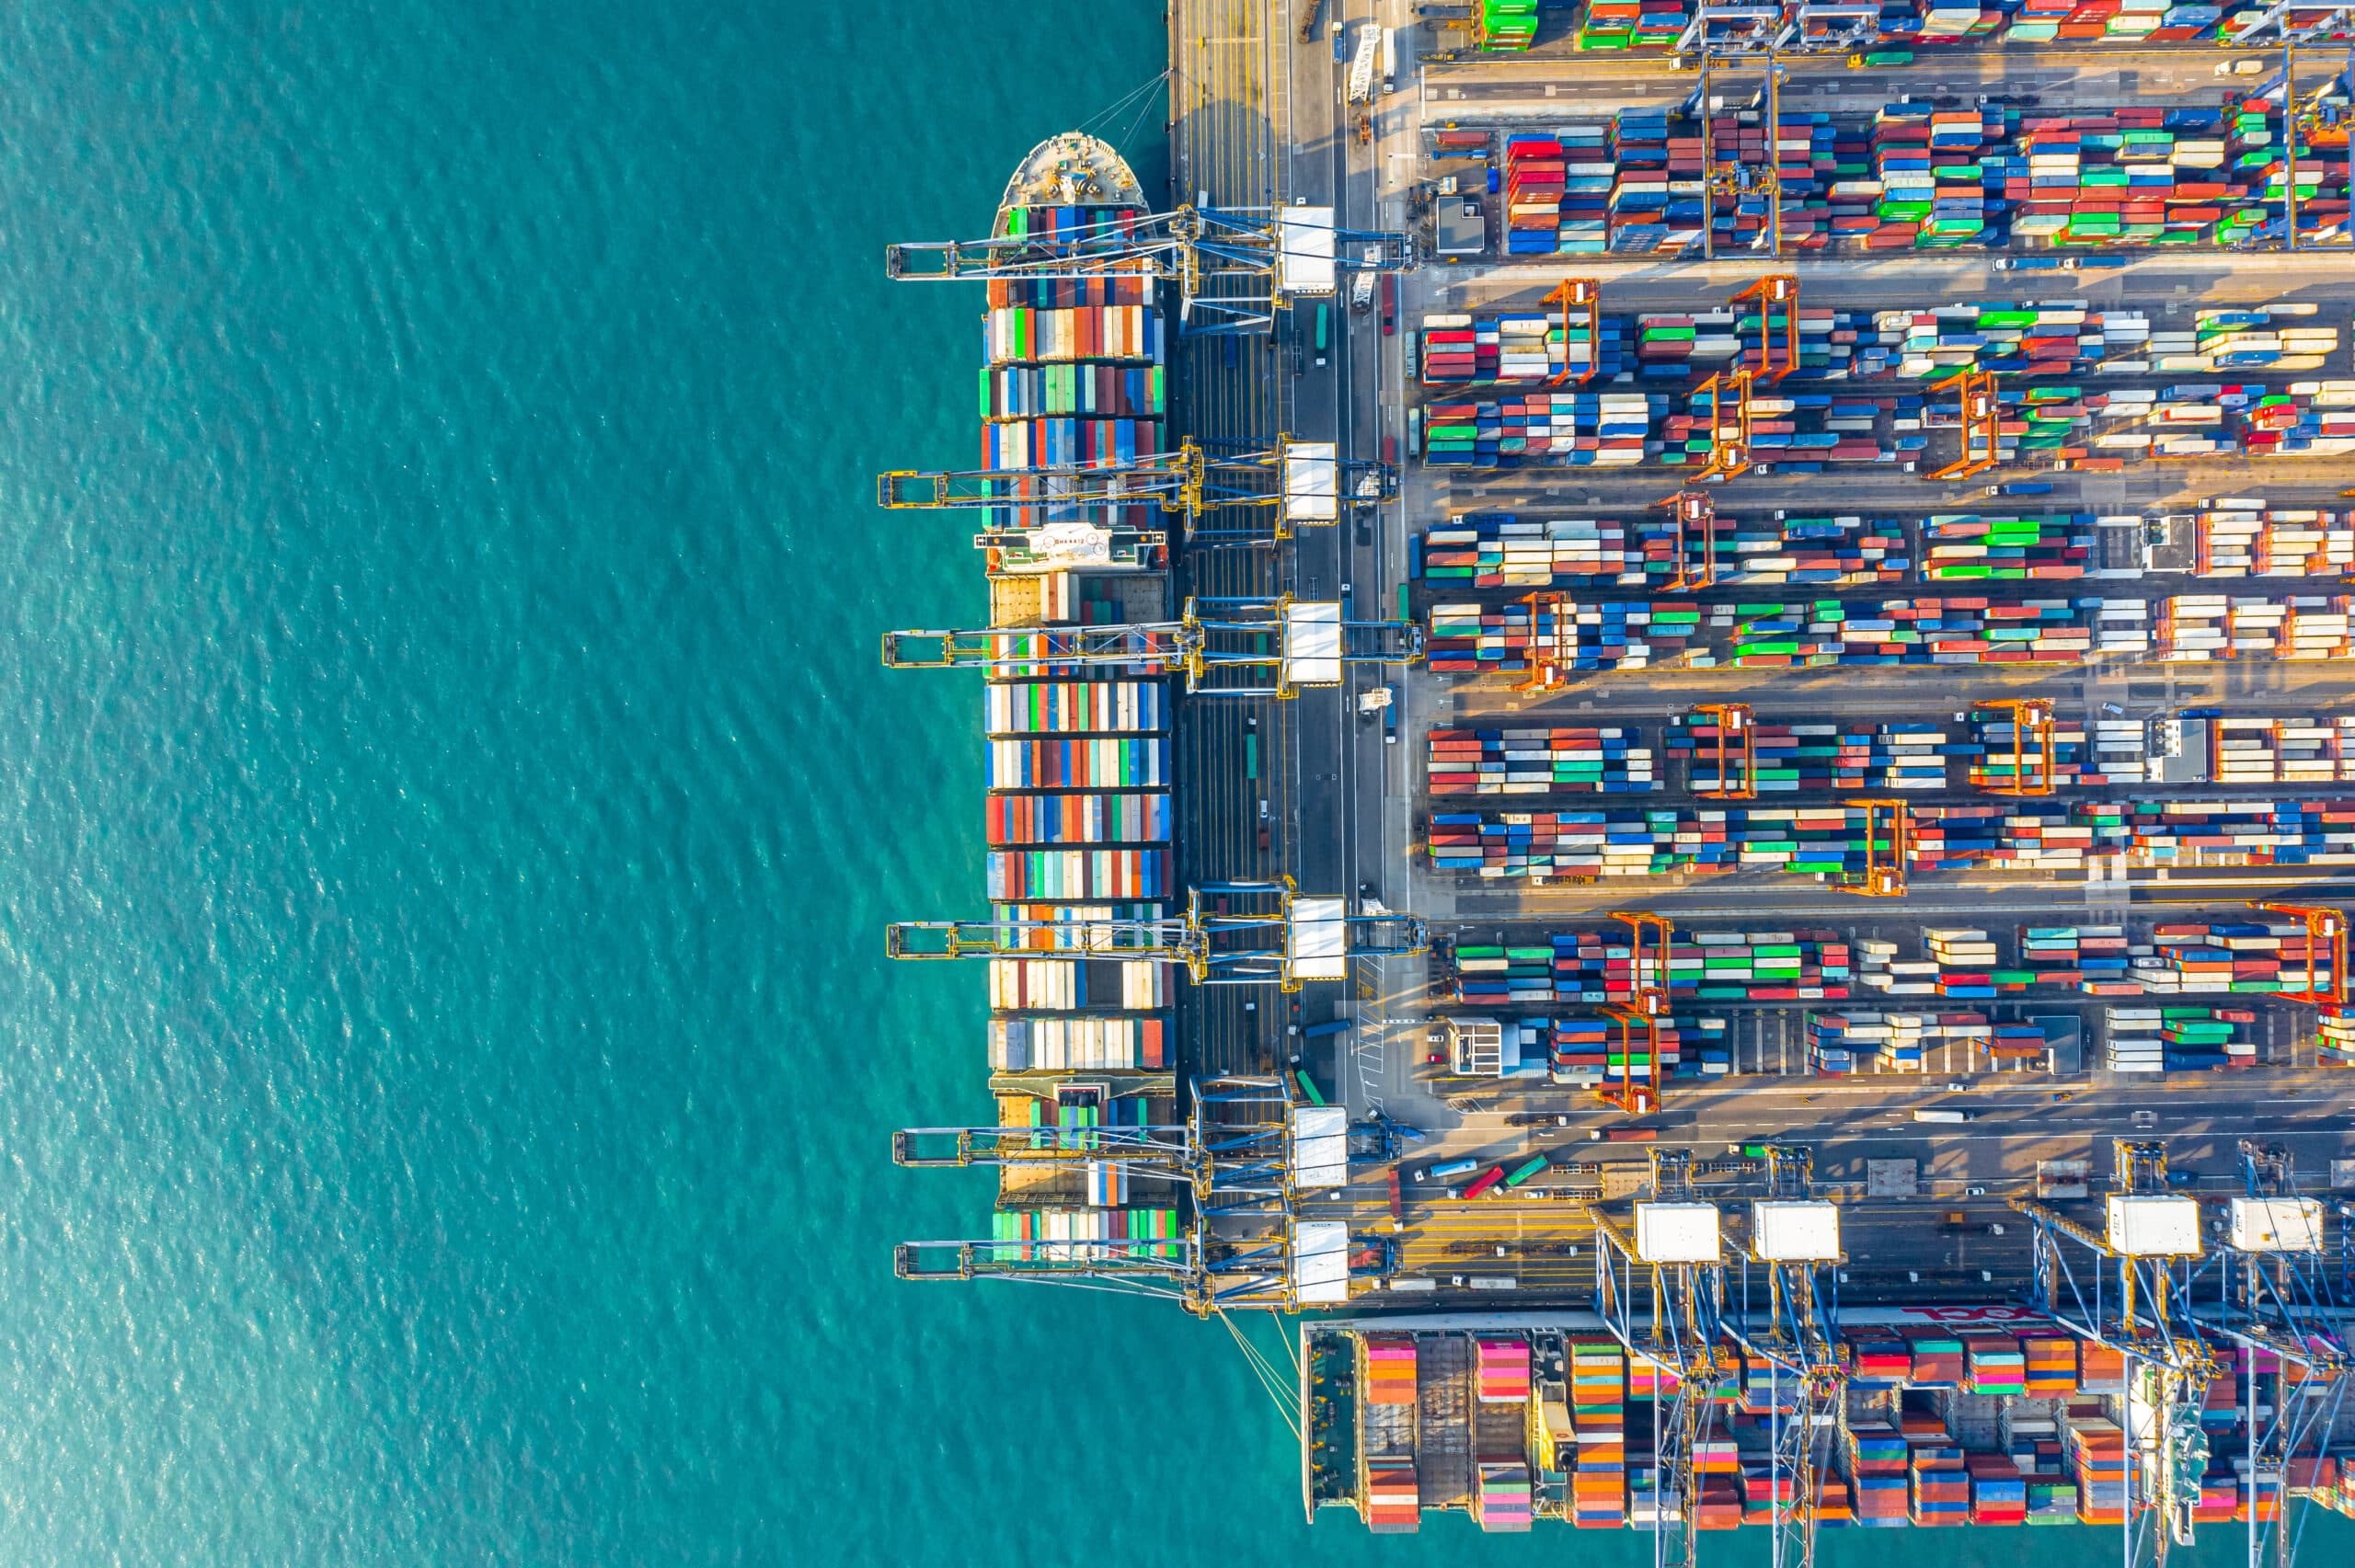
[964,135,1186,1269]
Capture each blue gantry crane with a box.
[879,594,1424,697]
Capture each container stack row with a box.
[1504,135,1567,255]
[1416,301,2165,387]
[2179,714,2355,783]
[1410,502,2345,587]
[2103,1004,2255,1070]
[1438,710,2355,800]
[982,677,1175,1079]
[1427,727,1657,795]
[1922,513,2094,581]
[1424,590,2355,672]
[1474,99,2349,256]
[1669,717,1951,793]
[2319,1012,2355,1066]
[1480,0,1539,50]
[1452,917,2335,1001]
[980,274,1165,530]
[2155,594,2355,660]
[1806,1011,1996,1074]
[1841,1412,1911,1527]
[1426,798,2355,880]
[1420,379,2355,469]
[2062,1405,2129,1525]
[1426,807,1869,879]
[1568,1338,1628,1529]
[2195,502,2355,576]
[1449,931,1852,1004]
[987,1207,1181,1262]
[1429,706,2355,799]
[1971,710,2147,789]
[1568,0,1687,50]
[1416,511,1909,589]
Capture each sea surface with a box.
[0,2,2342,1563]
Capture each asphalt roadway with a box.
[1169,0,1287,1083]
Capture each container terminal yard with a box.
[874,0,2355,1558]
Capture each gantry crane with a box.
[2247,902,2347,1010]
[886,880,1430,992]
[1929,368,2005,482]
[2235,42,2355,251]
[892,1074,1348,1315]
[1731,1146,1845,1568]
[1601,910,1674,1116]
[1689,703,1757,799]
[1662,489,1721,590]
[2016,1139,2223,1558]
[1775,2,1879,54]
[1975,698,2056,796]
[877,436,1394,543]
[1545,278,1603,386]
[1688,47,1729,264]
[1590,1149,1730,1568]
[880,595,1423,697]
[2226,2,2355,45]
[1690,52,1795,258]
[2189,1140,2353,1568]
[1661,281,1797,501]
[1679,10,1775,57]
[1710,100,1788,260]
[2196,1141,2347,1372]
[1690,371,1757,484]
[892,1119,1196,1173]
[884,200,1413,337]
[1736,1148,1844,1377]
[1511,589,1578,693]
[1686,46,1758,263]
[1730,276,1799,381]
[1838,798,1908,897]
[1676,5,1881,56]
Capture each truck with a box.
[1350,245,1378,312]
[1379,272,1397,336]
[1592,1126,1659,1143]
[1383,684,1398,745]
[1913,1108,1972,1124]
[1462,1163,1508,1200]
[1985,481,2055,497]
[1380,25,1397,95]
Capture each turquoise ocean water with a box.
[0,2,2342,1562]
